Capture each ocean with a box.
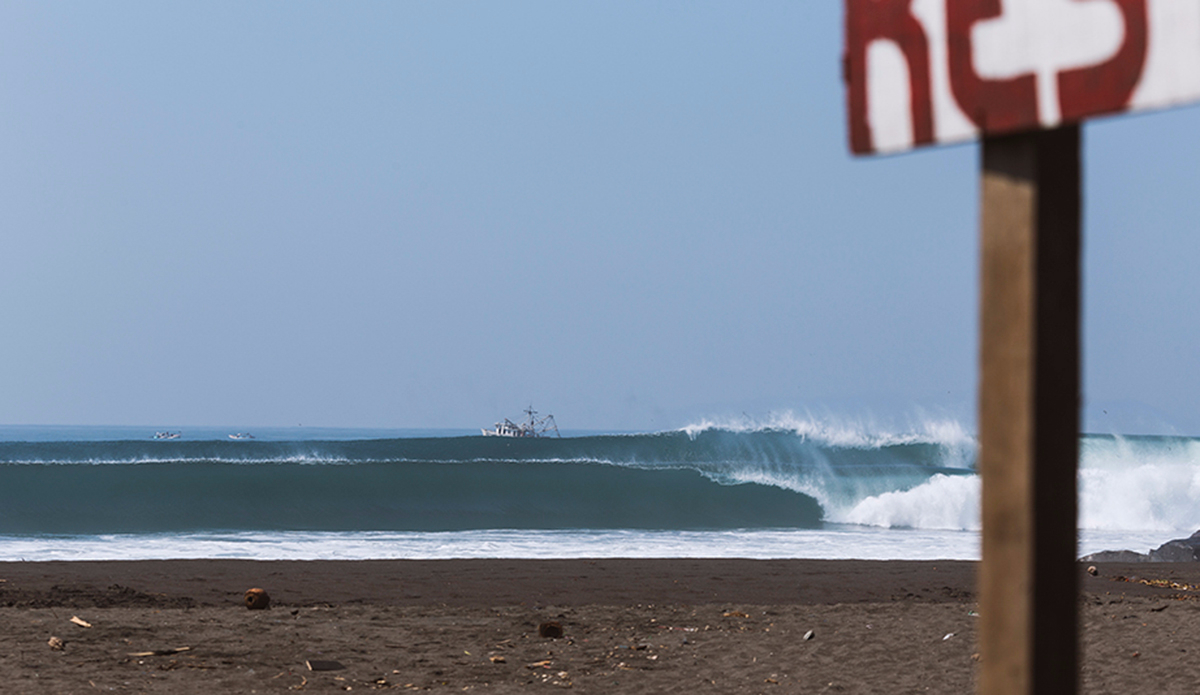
[0,419,1192,561]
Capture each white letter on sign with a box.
[867,40,917,151]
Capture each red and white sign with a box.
[846,0,1200,154]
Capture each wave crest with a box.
[680,411,974,450]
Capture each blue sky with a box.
[2,2,1197,433]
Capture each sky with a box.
[1,2,1198,434]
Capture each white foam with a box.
[818,436,1200,535]
[0,527,1175,562]
[836,474,982,530]
[8,454,357,466]
[1078,436,1200,531]
[0,528,981,561]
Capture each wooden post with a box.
[978,125,1080,695]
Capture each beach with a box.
[2,559,1199,693]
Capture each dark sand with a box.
[2,559,1200,693]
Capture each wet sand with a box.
[1,559,1199,693]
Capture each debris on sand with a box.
[538,621,564,638]
[127,647,192,657]
[48,636,65,651]
[245,587,271,610]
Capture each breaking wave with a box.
[0,418,1195,536]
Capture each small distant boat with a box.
[228,433,255,440]
[482,406,560,438]
[153,431,181,440]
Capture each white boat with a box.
[153,431,181,440]
[482,406,560,438]
[228,433,255,440]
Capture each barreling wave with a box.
[0,420,971,534]
[2,421,1195,536]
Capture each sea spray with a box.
[1077,435,1200,531]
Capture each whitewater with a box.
[0,418,1194,561]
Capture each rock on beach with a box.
[1080,529,1200,563]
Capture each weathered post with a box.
[978,126,1080,694]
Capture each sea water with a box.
[0,419,1193,561]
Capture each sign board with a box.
[846,0,1200,154]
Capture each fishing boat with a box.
[152,431,181,440]
[482,406,560,438]
[228,433,255,440]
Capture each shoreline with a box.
[3,558,1196,603]
[1,558,983,608]
[3,559,1199,693]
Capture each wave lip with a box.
[679,411,975,450]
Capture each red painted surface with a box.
[844,0,934,154]
[1057,0,1148,123]
[946,0,1039,133]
